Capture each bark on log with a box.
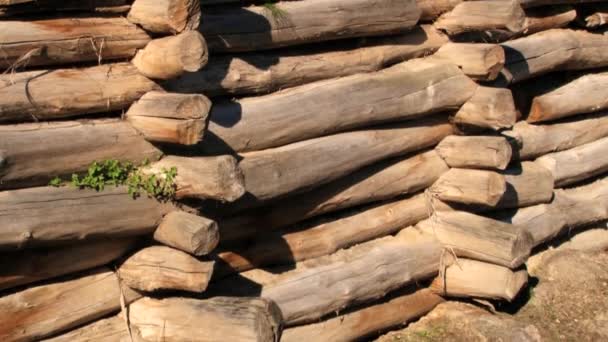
[417,0,462,21]
[220,150,449,243]
[44,315,129,342]
[126,91,211,145]
[132,31,208,80]
[154,211,219,256]
[128,297,282,342]
[535,137,608,187]
[417,211,533,268]
[118,246,214,293]
[167,25,448,97]
[0,0,130,17]
[0,186,170,250]
[503,112,608,160]
[0,267,140,342]
[127,0,201,34]
[239,117,453,202]
[0,119,162,190]
[433,43,504,81]
[429,168,507,207]
[528,72,608,123]
[0,63,159,123]
[200,0,421,52]
[145,155,245,202]
[0,17,150,69]
[524,5,576,34]
[431,257,528,301]
[453,86,518,131]
[436,135,512,170]
[281,288,444,342]
[204,58,475,154]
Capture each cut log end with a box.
[128,0,201,34]
[154,211,219,256]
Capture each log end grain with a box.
[128,0,201,34]
[154,211,219,256]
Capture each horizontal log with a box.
[453,86,518,131]
[282,287,444,342]
[204,58,475,153]
[0,119,162,190]
[0,63,159,123]
[524,5,576,34]
[535,137,608,187]
[0,17,149,69]
[239,117,453,201]
[417,0,462,21]
[154,211,219,256]
[44,315,129,342]
[436,135,512,170]
[520,0,604,8]
[433,43,504,81]
[128,297,282,342]
[167,25,448,96]
[0,0,130,17]
[429,168,507,207]
[585,10,608,28]
[0,186,171,250]
[200,0,420,52]
[127,0,201,34]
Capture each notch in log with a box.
[429,168,507,207]
[434,43,505,81]
[154,211,219,256]
[127,0,201,34]
[453,86,518,131]
[436,135,512,170]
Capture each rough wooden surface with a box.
[524,5,576,34]
[154,211,219,256]
[200,0,421,52]
[436,135,512,170]
[453,86,518,130]
[585,10,608,28]
[0,119,162,190]
[44,315,129,342]
[0,0,130,17]
[433,43,505,81]
[417,0,462,21]
[127,0,201,34]
[520,0,604,8]
[0,63,159,123]
[498,161,554,208]
[429,168,507,207]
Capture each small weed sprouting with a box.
[263,1,287,19]
[48,176,63,187]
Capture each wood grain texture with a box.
[429,168,507,207]
[0,0,130,17]
[417,0,462,21]
[154,211,219,256]
[436,135,512,170]
[127,0,201,34]
[453,86,518,130]
[43,315,130,342]
[523,5,576,34]
[434,43,505,81]
[520,0,604,8]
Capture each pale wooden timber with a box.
[434,0,526,41]
[418,211,533,268]
[200,0,421,52]
[535,137,608,187]
[0,63,159,123]
[204,58,475,153]
[585,11,608,28]
[520,0,604,8]
[239,117,453,201]
[167,25,448,96]
[0,0,130,17]
[126,91,211,145]
[434,43,505,81]
[453,86,518,130]
[118,246,214,293]
[154,211,219,256]
[0,186,170,250]
[132,31,208,80]
[500,29,608,85]
[417,0,462,21]
[0,119,162,190]
[0,267,141,342]
[436,135,512,170]
[0,239,134,292]
[282,288,444,342]
[128,297,282,342]
[220,150,449,243]
[145,155,245,202]
[0,17,149,68]
[431,256,528,301]
[44,315,129,342]
[528,72,608,123]
[429,168,507,207]
[0,0,33,4]
[217,194,428,275]
[127,0,201,34]
[524,5,576,34]
[503,112,608,160]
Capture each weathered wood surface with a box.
[217,194,428,275]
[504,112,608,160]
[145,155,245,202]
[585,10,608,28]
[418,211,533,268]
[167,25,448,96]
[154,211,219,256]
[239,117,453,201]
[128,297,282,342]
[204,58,475,153]
[433,43,504,81]
[0,267,140,342]
[436,135,512,170]
[0,119,162,190]
[127,0,201,34]
[220,150,449,243]
[417,0,462,21]
[0,63,159,123]
[119,246,214,293]
[528,72,608,123]
[429,168,507,207]
[453,86,518,131]
[132,31,208,80]
[126,91,211,145]
[520,0,604,8]
[0,17,149,69]
[431,257,528,301]
[200,0,421,52]
[523,5,576,34]
[44,315,129,342]
[0,186,170,250]
[281,288,444,342]
[535,137,608,187]
[0,0,130,17]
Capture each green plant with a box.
[48,176,63,187]
[263,1,287,19]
